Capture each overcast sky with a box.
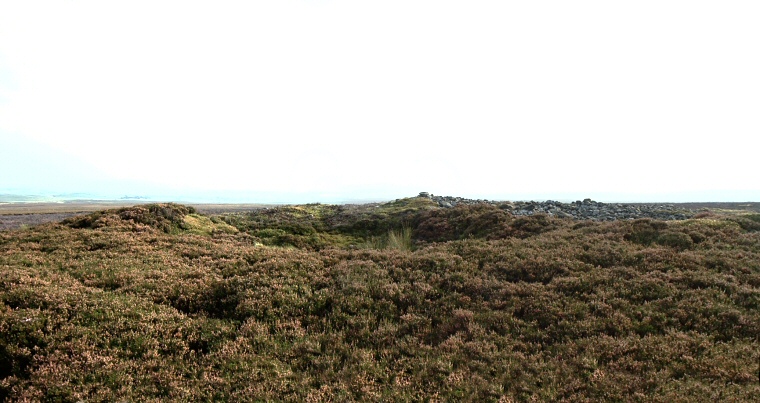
[1,1,758,203]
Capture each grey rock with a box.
[415,194,697,222]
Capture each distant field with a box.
[0,201,275,215]
[0,202,274,231]
[0,201,149,215]
[664,202,760,213]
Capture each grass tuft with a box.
[386,224,413,251]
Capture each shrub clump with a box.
[64,203,196,233]
[729,214,760,232]
[414,204,561,242]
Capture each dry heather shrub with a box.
[414,204,562,243]
[64,203,195,233]
[2,202,760,401]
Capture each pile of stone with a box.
[419,193,492,209]
[417,193,695,221]
[502,199,694,221]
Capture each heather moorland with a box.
[1,197,759,401]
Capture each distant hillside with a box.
[0,193,157,204]
[0,194,58,203]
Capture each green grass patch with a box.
[183,213,239,236]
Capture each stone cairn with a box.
[417,192,695,221]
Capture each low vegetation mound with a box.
[413,203,561,242]
[1,198,759,401]
[219,197,439,249]
[63,203,196,233]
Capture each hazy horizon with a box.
[2,1,758,204]
[3,185,759,205]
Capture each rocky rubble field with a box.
[421,193,696,221]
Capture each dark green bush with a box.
[730,214,760,231]
[624,218,668,246]
[656,231,695,250]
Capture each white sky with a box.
[1,1,759,203]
